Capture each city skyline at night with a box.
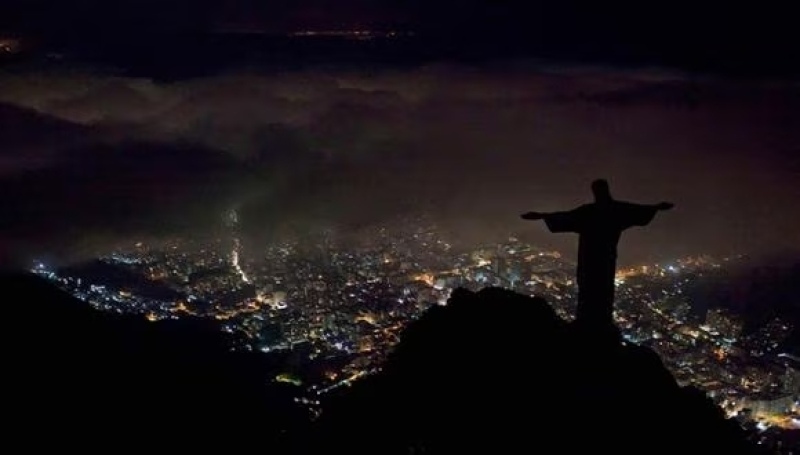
[28,215,800,441]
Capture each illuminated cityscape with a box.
[30,213,799,441]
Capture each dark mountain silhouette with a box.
[310,287,755,454]
[0,273,306,451]
[0,273,768,453]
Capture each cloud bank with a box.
[1,63,798,266]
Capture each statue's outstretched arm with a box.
[618,201,674,229]
[523,207,585,233]
[521,211,548,220]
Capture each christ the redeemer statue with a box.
[521,179,673,328]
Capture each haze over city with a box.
[2,55,799,267]
[1,0,799,268]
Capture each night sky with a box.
[2,1,797,63]
[1,1,799,267]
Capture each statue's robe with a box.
[543,201,659,327]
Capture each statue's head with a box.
[591,179,612,202]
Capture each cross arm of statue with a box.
[521,207,587,233]
[520,211,546,220]
[521,187,673,234]
[522,202,673,219]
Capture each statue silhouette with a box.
[521,179,673,328]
